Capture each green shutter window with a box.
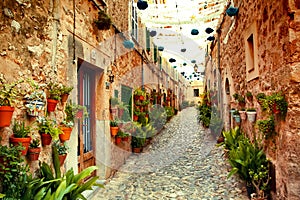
[146,28,150,52]
[114,90,119,98]
[154,45,157,63]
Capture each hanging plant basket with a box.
[0,106,14,127]
[47,99,58,112]
[205,27,214,34]
[123,40,134,49]
[158,46,164,51]
[207,36,215,41]
[94,10,112,30]
[149,30,157,37]
[191,29,199,35]
[169,58,176,63]
[25,100,45,117]
[41,133,52,146]
[137,0,148,10]
[28,147,41,161]
[226,7,239,17]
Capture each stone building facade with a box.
[206,0,300,199]
[0,0,187,181]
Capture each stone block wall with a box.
[209,0,300,199]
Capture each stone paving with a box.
[91,107,249,200]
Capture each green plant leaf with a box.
[72,166,98,184]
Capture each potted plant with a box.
[239,108,247,120]
[137,0,148,10]
[134,88,146,101]
[23,79,47,117]
[9,120,32,155]
[109,97,119,115]
[256,93,266,105]
[246,91,253,100]
[110,120,119,137]
[247,108,257,123]
[53,141,69,166]
[60,85,73,103]
[115,130,124,145]
[0,74,23,127]
[131,123,146,153]
[59,101,88,142]
[117,101,128,119]
[226,6,239,17]
[28,138,41,161]
[37,116,62,146]
[94,10,112,30]
[257,116,276,139]
[46,82,62,112]
[233,110,241,123]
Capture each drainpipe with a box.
[51,0,60,74]
[142,50,144,90]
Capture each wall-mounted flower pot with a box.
[9,135,31,155]
[181,48,186,52]
[234,115,241,123]
[59,127,73,142]
[207,36,215,41]
[191,29,199,35]
[0,106,14,127]
[28,147,41,161]
[239,110,247,120]
[115,137,122,145]
[226,7,239,17]
[137,0,148,10]
[61,94,69,103]
[110,127,119,137]
[183,63,187,66]
[41,133,52,146]
[58,154,67,166]
[158,46,164,51]
[246,111,257,123]
[169,58,176,63]
[47,99,58,112]
[191,60,196,63]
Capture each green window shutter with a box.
[154,45,157,63]
[121,85,132,121]
[114,90,119,98]
[146,28,150,51]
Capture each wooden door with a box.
[77,63,96,172]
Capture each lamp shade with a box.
[226,7,238,16]
[205,27,214,34]
[123,40,134,49]
[169,58,176,63]
[207,36,215,41]
[150,30,157,37]
[137,0,148,10]
[191,29,199,35]
[158,46,164,51]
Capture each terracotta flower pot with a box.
[41,133,52,146]
[115,137,122,145]
[58,154,67,166]
[110,127,119,137]
[59,127,73,142]
[122,136,129,142]
[47,99,58,112]
[60,94,69,103]
[132,147,142,153]
[28,147,41,161]
[133,115,138,121]
[9,135,31,155]
[0,106,14,127]
[247,111,257,123]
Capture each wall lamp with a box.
[107,69,114,83]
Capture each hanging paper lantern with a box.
[150,30,157,37]
[137,0,148,10]
[183,63,187,66]
[226,7,239,17]
[123,40,134,49]
[169,58,176,63]
[191,59,196,63]
[158,46,164,51]
[191,29,199,35]
[207,36,215,41]
[181,48,186,52]
[205,27,214,34]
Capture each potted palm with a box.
[28,138,41,161]
[9,120,32,155]
[37,116,62,146]
[0,74,23,127]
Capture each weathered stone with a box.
[3,8,14,18]
[11,20,21,33]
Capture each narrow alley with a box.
[91,107,248,200]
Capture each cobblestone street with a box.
[91,107,249,200]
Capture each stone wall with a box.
[209,0,300,199]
